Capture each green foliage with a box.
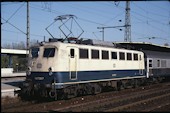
[12,56,27,72]
[1,55,27,72]
[1,55,9,68]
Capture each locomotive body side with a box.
[55,43,145,86]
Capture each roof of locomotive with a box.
[31,38,143,53]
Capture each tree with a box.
[11,41,26,49]
[30,39,39,47]
[164,43,169,46]
[1,55,9,68]
[2,43,11,49]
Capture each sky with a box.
[1,1,170,47]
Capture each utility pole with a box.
[124,1,131,42]
[26,1,30,67]
[97,25,125,41]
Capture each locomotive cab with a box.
[28,44,57,75]
[23,42,60,98]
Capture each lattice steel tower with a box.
[124,1,131,42]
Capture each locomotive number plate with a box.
[34,77,44,80]
[37,63,42,68]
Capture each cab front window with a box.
[31,48,39,58]
[43,48,55,57]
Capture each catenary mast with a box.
[124,1,131,42]
[26,1,30,67]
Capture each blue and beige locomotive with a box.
[20,38,146,99]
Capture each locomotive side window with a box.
[133,53,138,61]
[127,53,132,60]
[91,49,99,59]
[79,48,88,59]
[119,52,125,60]
[31,47,39,58]
[111,52,117,59]
[43,48,55,57]
[70,49,74,58]
[102,50,109,59]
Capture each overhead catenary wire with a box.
[1,17,26,35]
[130,12,169,35]
[30,4,109,26]
[3,8,54,25]
[2,2,109,43]
[107,1,169,27]
[114,2,169,36]
[2,29,48,38]
[32,2,110,23]
[3,2,169,30]
[29,3,125,40]
[1,2,23,6]
[2,2,25,24]
[31,2,143,31]
[107,1,169,44]
[149,1,170,12]
[132,2,169,18]
[63,3,118,19]
[2,2,170,46]
[102,11,125,25]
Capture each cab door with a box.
[67,47,78,80]
[139,54,143,75]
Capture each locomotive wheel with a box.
[61,87,78,99]
[93,84,102,94]
[116,81,122,91]
[77,89,85,96]
[66,91,77,99]
[59,92,68,100]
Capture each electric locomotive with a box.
[20,38,145,99]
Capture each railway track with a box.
[51,82,170,112]
[2,82,170,112]
[105,89,170,112]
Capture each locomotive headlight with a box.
[26,67,31,76]
[48,67,53,76]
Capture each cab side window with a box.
[70,49,74,58]
[119,52,125,60]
